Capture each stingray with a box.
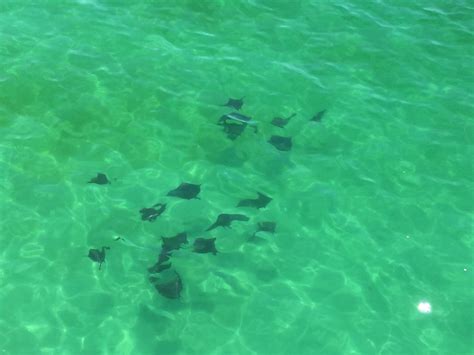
[88,246,110,270]
[206,213,249,231]
[147,242,174,274]
[148,244,175,278]
[310,109,326,123]
[268,135,292,151]
[167,183,201,199]
[88,173,110,185]
[220,97,244,110]
[271,113,296,128]
[162,232,188,251]
[237,192,272,209]
[219,113,258,140]
[249,221,277,243]
[222,122,247,140]
[157,246,172,264]
[193,238,218,255]
[140,203,166,222]
[148,261,172,274]
[257,221,276,233]
[149,270,183,299]
[219,112,258,130]
[255,221,276,235]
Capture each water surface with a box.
[0,1,473,354]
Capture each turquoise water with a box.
[1,0,473,354]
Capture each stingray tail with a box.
[206,223,217,231]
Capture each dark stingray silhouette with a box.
[256,221,276,234]
[167,183,201,199]
[88,173,110,185]
[88,246,110,270]
[193,238,218,255]
[221,97,244,110]
[162,232,188,251]
[218,112,258,140]
[140,203,166,222]
[147,245,173,274]
[310,110,326,122]
[149,270,183,299]
[222,122,247,140]
[268,135,292,151]
[148,233,186,275]
[157,246,172,264]
[206,213,249,231]
[250,221,277,242]
[148,261,171,274]
[271,113,296,128]
[237,192,272,209]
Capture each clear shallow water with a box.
[0,1,473,354]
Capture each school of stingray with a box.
[87,97,326,299]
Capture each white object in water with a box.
[417,301,432,314]
[226,113,258,125]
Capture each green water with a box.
[1,0,473,354]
